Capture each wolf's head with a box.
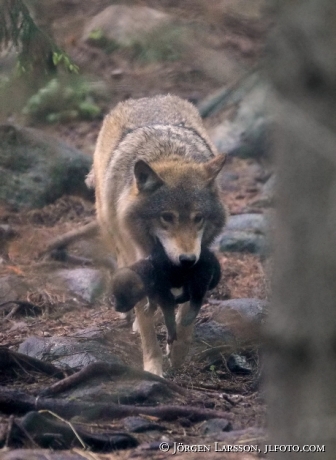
[125,154,227,266]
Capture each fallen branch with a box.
[39,221,99,256]
[0,301,40,323]
[0,347,68,379]
[0,388,232,422]
[40,361,187,397]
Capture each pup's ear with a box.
[134,160,164,193]
[203,154,226,185]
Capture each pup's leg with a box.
[135,300,163,376]
[168,301,194,368]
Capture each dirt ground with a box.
[0,1,271,458]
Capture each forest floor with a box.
[0,1,272,458]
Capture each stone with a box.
[123,416,165,433]
[15,411,138,451]
[218,230,267,254]
[53,268,106,303]
[226,213,267,234]
[211,298,268,323]
[0,275,29,304]
[209,78,271,160]
[200,418,232,436]
[83,5,171,48]
[18,335,122,370]
[227,353,253,374]
[0,124,92,210]
[194,320,235,346]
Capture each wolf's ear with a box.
[134,160,164,193]
[203,154,226,185]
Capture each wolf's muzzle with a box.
[179,254,197,267]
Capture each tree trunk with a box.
[266,0,336,457]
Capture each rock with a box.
[215,427,265,443]
[14,411,138,451]
[253,173,276,207]
[227,353,253,374]
[0,275,29,303]
[211,298,268,324]
[53,268,106,303]
[208,77,271,159]
[194,320,235,346]
[123,416,165,433]
[18,334,172,406]
[18,335,122,370]
[83,5,171,48]
[226,213,267,234]
[0,124,92,210]
[193,320,236,362]
[50,376,171,406]
[200,418,232,436]
[218,230,267,254]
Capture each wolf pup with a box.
[91,94,227,376]
[111,243,221,345]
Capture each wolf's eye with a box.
[193,213,204,225]
[160,212,175,225]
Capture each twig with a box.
[39,221,99,257]
[38,410,87,449]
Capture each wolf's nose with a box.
[179,254,197,267]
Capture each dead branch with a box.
[39,221,99,256]
[0,387,233,422]
[0,301,40,323]
[40,361,187,397]
[0,347,69,379]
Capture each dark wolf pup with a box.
[111,243,221,345]
[90,94,227,376]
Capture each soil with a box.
[0,1,271,458]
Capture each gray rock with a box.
[123,416,165,433]
[218,230,267,254]
[53,268,105,303]
[0,124,92,210]
[209,78,271,159]
[0,275,29,303]
[18,334,172,405]
[259,173,276,206]
[227,353,253,374]
[226,213,267,234]
[18,335,122,370]
[200,418,232,436]
[83,5,171,48]
[193,320,236,362]
[59,379,171,405]
[211,298,268,324]
[194,320,235,346]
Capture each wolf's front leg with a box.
[135,300,163,376]
[168,301,194,368]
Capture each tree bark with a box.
[266,0,336,456]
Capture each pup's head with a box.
[126,154,227,266]
[111,268,146,312]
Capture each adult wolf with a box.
[92,94,227,376]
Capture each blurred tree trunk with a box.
[266,0,336,456]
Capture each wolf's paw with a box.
[165,342,172,359]
[119,311,132,322]
[144,360,163,377]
